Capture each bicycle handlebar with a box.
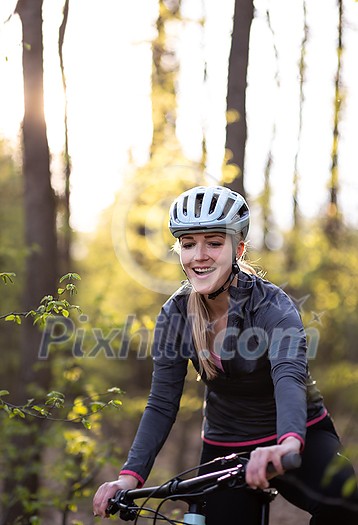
[267,450,302,472]
[106,452,301,519]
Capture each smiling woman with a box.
[93,184,358,524]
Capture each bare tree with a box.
[286,1,308,269]
[293,1,308,231]
[150,0,181,158]
[58,0,72,272]
[326,0,343,241]
[224,0,254,198]
[16,0,57,390]
[2,1,58,522]
[261,8,278,252]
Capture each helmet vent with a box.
[237,202,249,218]
[182,196,188,216]
[218,197,235,219]
[195,193,204,217]
[209,194,219,214]
[172,204,178,221]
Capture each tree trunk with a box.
[286,1,308,269]
[292,1,307,232]
[325,0,343,241]
[150,0,181,158]
[224,0,254,197]
[2,1,58,522]
[58,0,72,273]
[17,0,57,389]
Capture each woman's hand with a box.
[93,474,138,518]
[245,436,301,490]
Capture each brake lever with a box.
[216,459,248,490]
[106,490,139,521]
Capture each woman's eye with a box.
[182,243,194,249]
[208,242,222,247]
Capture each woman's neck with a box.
[204,287,231,321]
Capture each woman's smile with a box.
[192,266,216,276]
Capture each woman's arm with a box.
[263,289,308,445]
[92,303,190,518]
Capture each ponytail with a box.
[187,291,218,380]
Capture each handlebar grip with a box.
[267,452,302,475]
[281,452,302,471]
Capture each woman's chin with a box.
[191,279,220,296]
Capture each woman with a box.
[93,186,357,524]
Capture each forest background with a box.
[1,0,358,524]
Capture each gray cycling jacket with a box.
[120,272,325,485]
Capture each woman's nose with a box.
[193,243,209,260]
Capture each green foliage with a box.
[0,266,127,523]
[0,384,125,523]
[0,272,82,326]
[0,271,16,284]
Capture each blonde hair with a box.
[174,234,257,380]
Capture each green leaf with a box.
[45,390,65,407]
[5,314,22,324]
[41,295,53,304]
[0,390,10,397]
[32,405,49,416]
[90,402,106,412]
[81,418,91,429]
[4,404,12,415]
[342,476,358,497]
[60,272,81,283]
[70,305,82,313]
[47,390,65,398]
[33,313,50,327]
[13,408,26,418]
[57,287,65,295]
[109,399,122,408]
[36,305,45,314]
[65,283,78,295]
[62,309,69,318]
[0,272,16,284]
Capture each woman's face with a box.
[179,232,241,296]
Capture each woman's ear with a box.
[236,241,245,259]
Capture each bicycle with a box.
[106,452,302,525]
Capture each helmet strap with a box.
[207,260,240,300]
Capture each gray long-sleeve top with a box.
[120,272,325,485]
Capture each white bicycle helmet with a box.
[169,186,250,239]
